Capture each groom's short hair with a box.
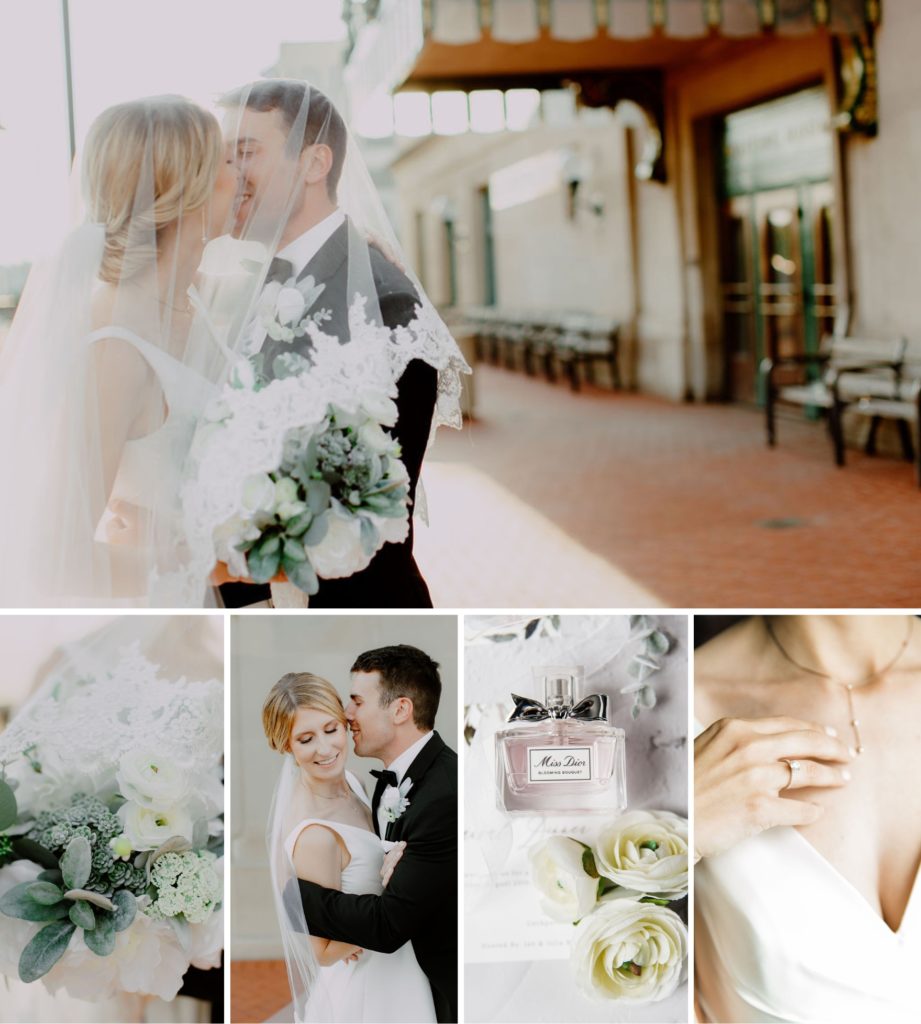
[351,645,441,732]
[221,79,346,200]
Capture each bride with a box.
[0,95,243,606]
[262,672,435,1023]
[694,614,921,1023]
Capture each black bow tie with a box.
[371,768,398,790]
[265,256,294,285]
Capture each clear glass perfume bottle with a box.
[495,665,627,814]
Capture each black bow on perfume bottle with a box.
[507,692,608,722]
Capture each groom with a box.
[298,644,458,1023]
[217,79,435,609]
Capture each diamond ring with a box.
[781,759,801,791]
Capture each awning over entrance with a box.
[423,0,879,45]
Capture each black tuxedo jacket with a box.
[298,732,458,1023]
[220,219,435,609]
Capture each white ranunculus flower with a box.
[571,896,687,1004]
[529,835,599,923]
[117,749,190,811]
[275,285,307,325]
[119,800,195,851]
[257,280,283,318]
[241,473,277,514]
[306,503,369,579]
[594,810,689,899]
[369,511,410,548]
[274,476,299,507]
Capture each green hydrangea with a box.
[145,850,220,925]
[27,795,147,897]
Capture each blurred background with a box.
[229,612,458,1023]
[3,1,919,608]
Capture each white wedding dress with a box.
[283,772,435,1024]
[694,721,921,1022]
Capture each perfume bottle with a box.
[495,666,627,814]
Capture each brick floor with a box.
[419,364,921,608]
[231,960,290,1024]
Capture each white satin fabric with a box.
[694,722,921,1023]
[283,772,435,1024]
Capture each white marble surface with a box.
[464,614,689,1023]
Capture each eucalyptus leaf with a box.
[25,881,63,906]
[286,510,313,538]
[111,890,137,932]
[0,883,70,922]
[627,660,655,683]
[60,836,91,891]
[83,912,115,957]
[248,537,282,584]
[524,619,540,640]
[18,920,76,982]
[636,685,657,710]
[303,511,329,547]
[645,630,672,656]
[64,889,116,912]
[68,900,95,931]
[630,615,654,634]
[0,778,17,831]
[285,557,319,596]
[306,479,332,515]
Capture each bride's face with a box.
[288,706,348,780]
[206,150,241,238]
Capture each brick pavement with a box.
[420,364,921,608]
[231,959,290,1023]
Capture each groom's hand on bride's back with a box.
[380,841,407,889]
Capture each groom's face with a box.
[346,670,395,760]
[224,107,300,237]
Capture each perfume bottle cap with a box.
[533,665,584,709]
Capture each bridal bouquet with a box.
[0,649,224,1001]
[529,810,689,1004]
[183,303,410,595]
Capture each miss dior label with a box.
[527,746,592,783]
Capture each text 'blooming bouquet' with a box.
[529,809,689,1005]
[183,298,411,595]
[0,646,224,1002]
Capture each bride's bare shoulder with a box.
[90,284,118,331]
[695,618,764,725]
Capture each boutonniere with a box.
[258,273,332,343]
[380,778,413,823]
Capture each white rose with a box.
[368,511,409,548]
[306,503,370,579]
[117,750,190,811]
[119,801,195,851]
[275,286,307,324]
[257,280,283,319]
[241,473,276,514]
[529,835,599,923]
[571,896,687,1003]
[594,810,688,899]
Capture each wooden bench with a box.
[552,314,621,392]
[829,339,921,485]
[762,335,906,466]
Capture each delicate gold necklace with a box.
[299,772,350,801]
[764,618,915,756]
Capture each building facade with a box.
[343,0,914,406]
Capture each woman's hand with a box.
[210,561,286,586]
[344,946,364,963]
[694,716,854,862]
[381,841,407,888]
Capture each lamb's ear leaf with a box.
[69,899,96,931]
[60,836,91,891]
[111,890,137,933]
[0,882,70,922]
[18,920,76,982]
[84,911,116,956]
[0,778,17,831]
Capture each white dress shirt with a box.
[377,730,434,837]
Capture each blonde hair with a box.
[83,96,223,284]
[262,672,347,753]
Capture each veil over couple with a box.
[0,80,468,609]
[262,644,458,1024]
